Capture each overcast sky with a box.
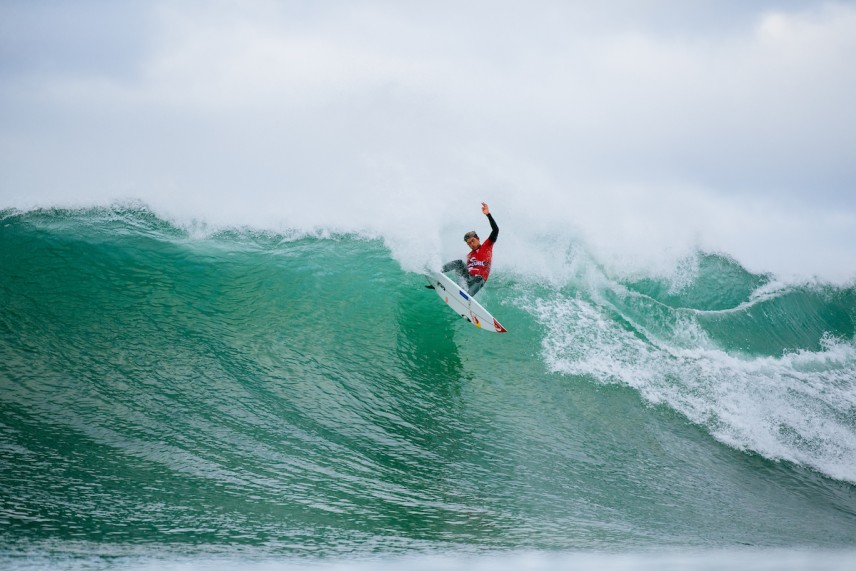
[1,1,854,281]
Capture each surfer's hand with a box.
[482,202,490,215]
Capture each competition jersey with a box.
[466,238,495,282]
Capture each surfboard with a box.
[425,270,508,333]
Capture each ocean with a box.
[1,205,855,570]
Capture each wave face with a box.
[1,206,855,563]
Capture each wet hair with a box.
[463,231,478,241]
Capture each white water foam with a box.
[525,290,856,483]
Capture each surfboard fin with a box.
[425,285,435,289]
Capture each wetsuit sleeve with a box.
[486,213,498,243]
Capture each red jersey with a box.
[466,238,495,282]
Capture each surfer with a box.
[442,202,498,296]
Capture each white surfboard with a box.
[425,270,508,333]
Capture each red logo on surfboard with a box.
[470,311,481,327]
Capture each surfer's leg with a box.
[443,260,470,281]
[442,260,468,279]
[466,276,485,296]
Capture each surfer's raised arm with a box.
[482,202,498,243]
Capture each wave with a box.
[2,204,855,556]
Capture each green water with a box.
[1,207,855,568]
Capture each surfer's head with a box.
[464,231,480,250]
